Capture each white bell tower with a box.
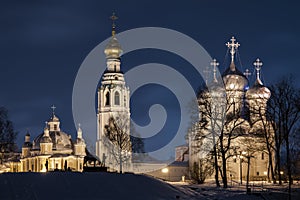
[96,13,130,169]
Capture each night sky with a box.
[1,0,299,155]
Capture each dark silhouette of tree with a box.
[0,107,18,162]
[267,77,300,200]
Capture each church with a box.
[189,36,273,183]
[95,14,132,173]
[1,108,86,173]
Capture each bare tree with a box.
[104,114,132,173]
[248,100,277,183]
[192,84,248,188]
[0,107,17,163]
[267,77,300,200]
[290,127,300,179]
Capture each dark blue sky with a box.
[1,0,299,149]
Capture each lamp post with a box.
[233,151,246,185]
[245,153,255,194]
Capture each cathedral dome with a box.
[245,58,271,100]
[222,62,248,91]
[33,131,72,150]
[246,78,271,99]
[50,114,59,122]
[104,36,123,59]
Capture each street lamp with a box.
[162,167,169,181]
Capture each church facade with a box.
[189,37,274,182]
[1,110,86,173]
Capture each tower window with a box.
[105,92,110,106]
[54,124,57,131]
[261,153,264,160]
[115,92,120,105]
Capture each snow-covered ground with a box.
[0,172,188,200]
[170,180,300,200]
[0,172,299,200]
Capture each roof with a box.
[33,131,72,150]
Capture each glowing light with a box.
[161,168,169,173]
[264,171,267,175]
[229,83,235,89]
[280,171,284,175]
[40,166,47,173]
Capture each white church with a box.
[189,36,273,182]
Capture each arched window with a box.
[114,91,120,105]
[105,92,110,106]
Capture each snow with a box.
[0,172,188,200]
[0,173,299,200]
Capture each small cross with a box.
[45,121,48,128]
[253,58,263,71]
[51,105,56,115]
[110,12,118,35]
[226,36,240,62]
[78,123,81,129]
[243,69,252,79]
[210,58,219,82]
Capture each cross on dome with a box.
[254,58,263,71]
[243,69,252,79]
[253,58,263,85]
[110,12,118,36]
[51,105,56,115]
[254,58,263,77]
[210,58,219,83]
[226,36,240,63]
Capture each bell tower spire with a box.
[97,13,131,172]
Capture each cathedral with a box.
[189,36,273,182]
[1,108,86,173]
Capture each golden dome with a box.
[222,62,248,91]
[104,35,123,59]
[246,79,271,100]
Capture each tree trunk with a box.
[268,150,276,183]
[276,149,282,184]
[119,149,122,174]
[246,157,250,190]
[221,151,227,188]
[213,145,220,187]
[286,138,292,200]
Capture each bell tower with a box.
[96,13,130,169]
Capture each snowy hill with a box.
[0,172,188,200]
